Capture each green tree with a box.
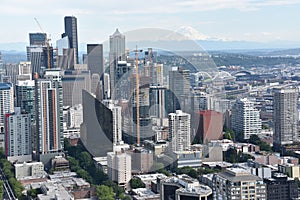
[102,180,123,197]
[96,185,115,200]
[130,178,145,189]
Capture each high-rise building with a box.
[109,28,125,61]
[195,110,223,144]
[87,44,103,76]
[103,73,110,99]
[273,87,299,147]
[213,168,267,200]
[0,83,14,148]
[16,80,35,123]
[131,148,153,174]
[109,28,125,99]
[29,33,46,46]
[107,151,131,188]
[57,48,75,70]
[169,67,190,113]
[264,173,298,200]
[26,45,54,74]
[102,100,123,145]
[80,90,113,157]
[18,62,32,78]
[62,16,78,63]
[0,51,2,69]
[56,36,70,55]
[68,104,83,129]
[149,86,168,122]
[4,107,32,162]
[62,70,91,106]
[35,70,63,161]
[5,63,18,85]
[168,110,191,152]
[231,98,262,140]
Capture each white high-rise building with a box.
[4,107,32,163]
[103,73,110,99]
[273,87,299,147]
[231,98,262,140]
[0,83,14,148]
[18,62,32,77]
[68,104,83,128]
[107,151,131,188]
[102,100,122,144]
[168,110,191,152]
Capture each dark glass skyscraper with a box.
[29,33,46,46]
[62,16,78,63]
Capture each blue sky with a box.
[1,0,300,46]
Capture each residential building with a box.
[213,168,267,200]
[231,98,262,139]
[16,80,35,122]
[0,83,14,148]
[264,173,298,200]
[168,110,191,152]
[273,87,299,147]
[107,151,131,188]
[4,108,32,163]
[35,70,63,163]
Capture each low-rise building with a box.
[15,162,45,180]
[160,175,212,200]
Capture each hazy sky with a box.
[1,0,300,45]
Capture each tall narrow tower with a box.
[273,87,299,147]
[109,28,125,99]
[62,16,78,63]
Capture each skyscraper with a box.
[168,110,191,152]
[16,80,35,123]
[109,28,125,99]
[35,70,63,162]
[87,44,103,76]
[169,67,190,113]
[231,98,262,140]
[4,107,32,163]
[273,87,299,147]
[62,16,78,63]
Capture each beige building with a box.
[107,151,131,188]
[15,162,45,179]
[213,168,266,200]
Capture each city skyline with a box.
[0,0,300,50]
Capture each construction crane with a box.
[34,17,51,69]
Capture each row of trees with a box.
[0,148,25,199]
[175,166,221,179]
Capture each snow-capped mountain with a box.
[175,25,209,40]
